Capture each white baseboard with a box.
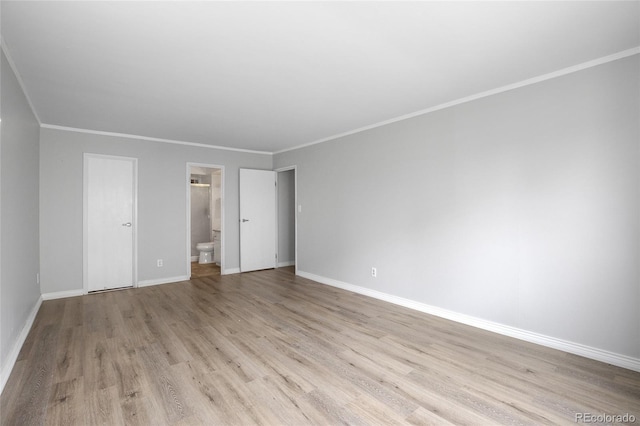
[0,295,43,395]
[42,289,85,300]
[190,256,198,262]
[137,275,190,288]
[222,267,240,275]
[277,261,295,268]
[297,270,640,373]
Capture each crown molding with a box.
[275,47,640,155]
[1,38,42,124]
[40,124,273,155]
[6,33,637,157]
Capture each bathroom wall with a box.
[211,171,222,231]
[191,166,222,233]
[40,127,272,294]
[190,174,211,257]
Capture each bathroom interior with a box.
[190,166,222,278]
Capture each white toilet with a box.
[196,242,214,264]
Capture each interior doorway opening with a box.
[276,166,297,274]
[187,163,224,279]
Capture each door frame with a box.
[275,165,297,275]
[186,163,225,277]
[83,153,139,294]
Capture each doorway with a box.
[238,167,297,273]
[187,163,224,279]
[276,166,297,273]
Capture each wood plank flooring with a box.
[2,267,639,425]
[190,261,220,279]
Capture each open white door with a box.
[85,154,136,291]
[240,169,276,272]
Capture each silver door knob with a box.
[242,219,249,222]
[122,222,132,227]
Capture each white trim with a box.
[191,256,199,262]
[297,270,640,373]
[42,289,85,300]
[222,267,240,275]
[277,261,295,268]
[137,275,190,288]
[275,47,640,155]
[0,296,43,395]
[42,124,272,155]
[83,153,138,293]
[0,40,42,124]
[186,163,225,281]
[21,47,637,157]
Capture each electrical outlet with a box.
[157,259,163,267]
[371,267,377,278]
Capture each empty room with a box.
[1,1,639,425]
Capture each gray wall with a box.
[275,55,640,359]
[1,50,41,378]
[277,169,295,265]
[40,128,272,294]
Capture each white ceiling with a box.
[2,1,639,153]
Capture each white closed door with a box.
[240,169,276,272]
[85,155,136,291]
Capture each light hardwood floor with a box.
[190,261,220,279]
[1,267,639,425]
